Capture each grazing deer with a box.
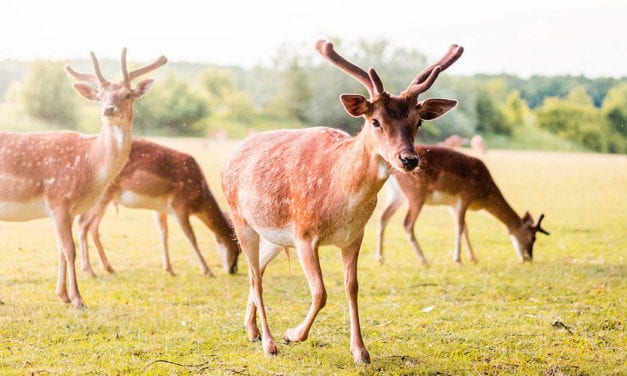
[221,40,462,363]
[376,145,549,265]
[77,138,240,277]
[0,49,166,308]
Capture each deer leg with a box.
[341,234,370,364]
[284,237,326,343]
[77,212,97,277]
[404,198,428,264]
[375,182,405,264]
[152,211,175,276]
[450,200,469,265]
[236,223,276,355]
[89,208,115,274]
[172,207,213,277]
[51,208,85,308]
[462,222,477,263]
[246,239,285,341]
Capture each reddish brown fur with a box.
[221,40,462,364]
[78,138,240,277]
[376,145,548,264]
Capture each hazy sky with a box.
[1,0,625,78]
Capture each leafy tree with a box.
[134,73,208,136]
[535,87,609,152]
[198,66,236,110]
[600,83,627,153]
[265,58,311,122]
[475,87,510,135]
[21,61,78,128]
[502,90,531,129]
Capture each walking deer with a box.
[0,49,166,307]
[78,138,240,277]
[221,40,463,363]
[376,145,549,265]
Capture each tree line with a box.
[2,39,626,153]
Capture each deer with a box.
[77,138,240,277]
[0,49,166,308]
[220,39,463,364]
[376,145,549,265]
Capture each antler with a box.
[402,44,464,98]
[66,49,167,87]
[64,51,109,86]
[316,39,384,98]
[534,214,550,235]
[127,54,168,82]
[121,48,130,87]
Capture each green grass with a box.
[1,139,625,375]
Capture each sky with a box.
[1,0,625,78]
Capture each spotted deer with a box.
[376,145,549,265]
[0,49,166,307]
[220,40,463,363]
[78,138,240,277]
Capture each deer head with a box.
[65,48,167,122]
[316,40,462,173]
[512,212,550,261]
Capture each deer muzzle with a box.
[399,152,419,171]
[102,105,117,116]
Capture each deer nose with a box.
[102,105,116,116]
[399,154,419,171]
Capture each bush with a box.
[134,73,209,136]
[21,61,79,128]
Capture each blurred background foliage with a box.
[1,38,625,153]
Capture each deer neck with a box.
[484,192,522,234]
[91,116,133,186]
[333,127,390,206]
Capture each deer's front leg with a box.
[342,235,370,364]
[284,238,326,343]
[52,208,85,308]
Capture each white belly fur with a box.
[0,199,48,221]
[426,190,459,206]
[118,190,169,212]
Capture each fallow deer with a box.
[78,138,240,277]
[376,145,549,265]
[221,40,463,363]
[0,49,166,307]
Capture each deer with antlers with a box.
[0,49,166,308]
[77,138,240,277]
[376,145,549,265]
[221,40,463,363]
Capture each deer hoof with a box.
[263,339,278,356]
[352,348,371,364]
[284,327,307,343]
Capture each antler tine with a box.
[368,68,385,96]
[121,48,130,87]
[403,44,463,98]
[128,55,168,82]
[316,39,375,98]
[535,213,550,235]
[64,65,97,83]
[89,51,108,85]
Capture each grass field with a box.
[1,138,625,375]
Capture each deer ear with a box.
[133,79,154,99]
[72,83,99,102]
[417,98,457,120]
[340,94,370,117]
[522,211,532,223]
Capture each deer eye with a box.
[124,93,132,100]
[371,119,380,128]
